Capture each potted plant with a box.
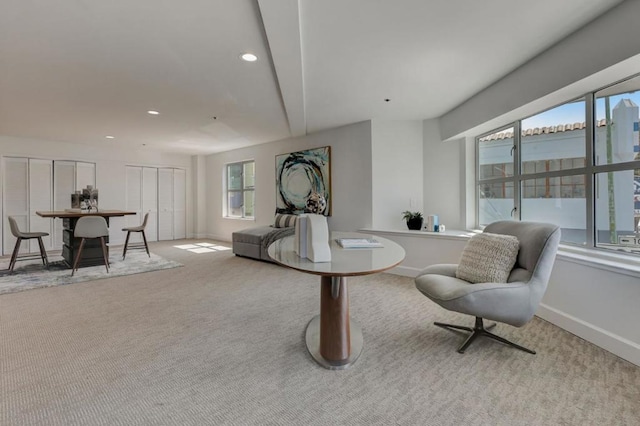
[402,211,423,230]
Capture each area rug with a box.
[0,251,182,295]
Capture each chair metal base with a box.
[434,317,536,355]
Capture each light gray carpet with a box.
[0,239,638,425]
[0,251,182,295]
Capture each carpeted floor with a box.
[0,239,638,425]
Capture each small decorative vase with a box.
[407,218,423,230]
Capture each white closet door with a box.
[3,157,29,255]
[76,161,96,190]
[28,159,53,252]
[53,161,76,248]
[173,168,186,240]
[157,168,174,241]
[125,166,143,231]
[142,167,158,242]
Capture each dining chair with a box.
[72,216,110,276]
[7,216,49,273]
[121,212,150,260]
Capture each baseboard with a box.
[537,303,640,367]
[207,233,231,243]
[387,265,422,277]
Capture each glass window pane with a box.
[595,76,640,166]
[227,163,242,190]
[521,178,586,246]
[228,190,243,217]
[244,190,255,218]
[478,127,514,179]
[595,169,640,253]
[479,182,514,226]
[244,162,255,189]
[521,100,586,172]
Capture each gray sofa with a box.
[232,215,297,262]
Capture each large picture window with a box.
[226,160,255,218]
[477,75,640,254]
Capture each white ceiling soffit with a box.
[258,0,306,138]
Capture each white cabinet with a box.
[125,166,159,243]
[143,167,159,241]
[127,166,183,242]
[158,168,186,241]
[2,157,54,255]
[29,159,54,250]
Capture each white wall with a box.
[539,258,640,366]
[371,120,423,229]
[206,121,373,241]
[0,135,193,247]
[423,119,465,230]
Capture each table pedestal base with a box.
[305,315,363,370]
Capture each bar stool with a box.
[7,216,49,273]
[72,216,110,276]
[122,212,150,260]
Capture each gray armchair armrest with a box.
[416,263,458,278]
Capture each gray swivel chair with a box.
[414,221,560,354]
[121,212,150,260]
[7,216,49,273]
[72,216,110,276]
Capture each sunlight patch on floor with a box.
[173,242,231,254]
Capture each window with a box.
[476,75,640,254]
[226,160,255,218]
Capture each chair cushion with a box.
[455,232,519,284]
[274,213,297,228]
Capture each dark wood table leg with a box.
[320,276,350,361]
[305,275,363,370]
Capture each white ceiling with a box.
[0,0,624,155]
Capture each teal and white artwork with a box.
[275,146,331,216]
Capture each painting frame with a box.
[275,146,331,216]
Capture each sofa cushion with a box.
[274,213,298,228]
[455,232,519,284]
[232,226,277,245]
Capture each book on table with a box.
[335,238,383,248]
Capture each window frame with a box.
[475,76,640,254]
[225,160,255,219]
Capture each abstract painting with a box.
[275,146,331,216]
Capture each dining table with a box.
[36,210,136,268]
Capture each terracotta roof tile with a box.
[480,119,609,141]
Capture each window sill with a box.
[362,227,640,278]
[359,228,479,242]
[556,245,640,278]
[223,216,255,221]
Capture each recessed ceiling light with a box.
[147,110,160,115]
[241,53,258,62]
[105,135,115,139]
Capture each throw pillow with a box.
[455,232,520,283]
[274,213,298,228]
